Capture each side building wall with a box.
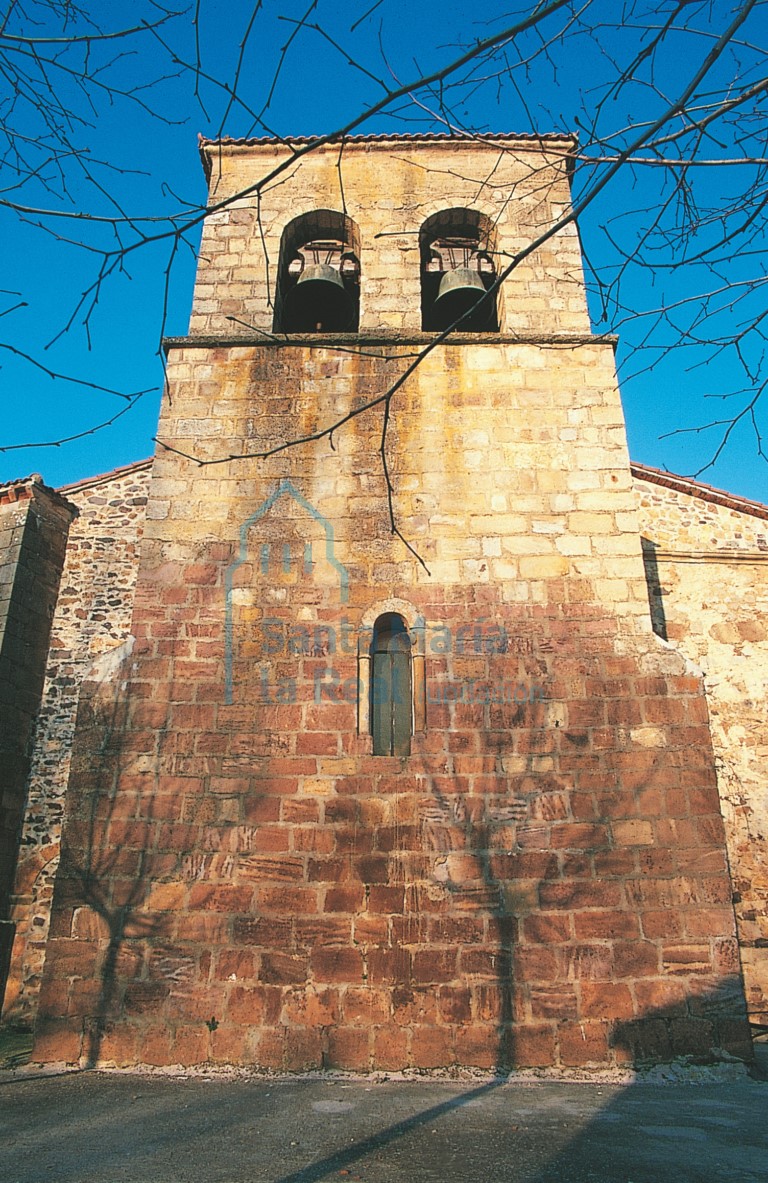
[634,466,768,1026]
[0,479,76,1010]
[2,461,151,1023]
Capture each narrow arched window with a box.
[274,210,361,333]
[370,613,412,757]
[420,208,498,332]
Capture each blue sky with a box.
[2,0,766,502]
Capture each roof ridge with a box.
[57,457,153,495]
[632,461,768,521]
[198,131,575,147]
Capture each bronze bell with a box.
[285,263,354,332]
[433,266,488,329]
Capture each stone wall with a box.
[0,478,76,1008]
[2,462,150,1022]
[634,464,768,1026]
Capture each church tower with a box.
[34,134,751,1071]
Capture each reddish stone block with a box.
[296,732,339,755]
[310,946,364,983]
[171,1024,210,1066]
[454,1024,498,1069]
[306,857,348,883]
[373,1025,409,1070]
[98,1024,141,1067]
[335,826,376,854]
[284,1027,324,1071]
[616,1017,672,1064]
[514,946,559,983]
[558,1020,610,1066]
[227,986,274,1024]
[640,909,683,939]
[124,981,170,1016]
[208,1024,249,1064]
[325,1026,371,1070]
[324,884,365,912]
[661,944,713,974]
[253,1026,285,1069]
[473,983,519,1023]
[367,946,411,985]
[352,915,388,944]
[459,948,503,978]
[391,985,438,1026]
[292,827,335,853]
[139,1027,174,1066]
[232,916,291,946]
[512,1023,557,1068]
[343,986,390,1025]
[427,916,486,944]
[173,913,229,943]
[530,986,578,1020]
[581,982,635,1020]
[411,1025,454,1069]
[353,855,390,884]
[634,977,688,1015]
[573,911,639,941]
[437,986,472,1024]
[550,824,609,850]
[32,1020,83,1065]
[522,912,572,944]
[411,948,458,984]
[242,796,283,824]
[258,886,319,913]
[280,987,341,1026]
[213,949,255,980]
[281,798,320,823]
[260,952,308,985]
[539,881,622,909]
[611,940,659,978]
[188,884,255,912]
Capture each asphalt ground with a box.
[1,1055,767,1183]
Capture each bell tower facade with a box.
[35,135,752,1072]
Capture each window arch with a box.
[370,614,412,757]
[356,600,426,757]
[274,210,361,333]
[420,208,498,332]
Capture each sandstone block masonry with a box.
[635,465,768,1028]
[31,135,752,1071]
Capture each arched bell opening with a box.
[420,208,499,332]
[274,210,361,333]
[370,613,412,757]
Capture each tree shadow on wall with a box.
[40,642,224,1069]
[419,768,528,1072]
[414,684,555,1073]
[46,649,165,1068]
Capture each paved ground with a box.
[1,1054,767,1183]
